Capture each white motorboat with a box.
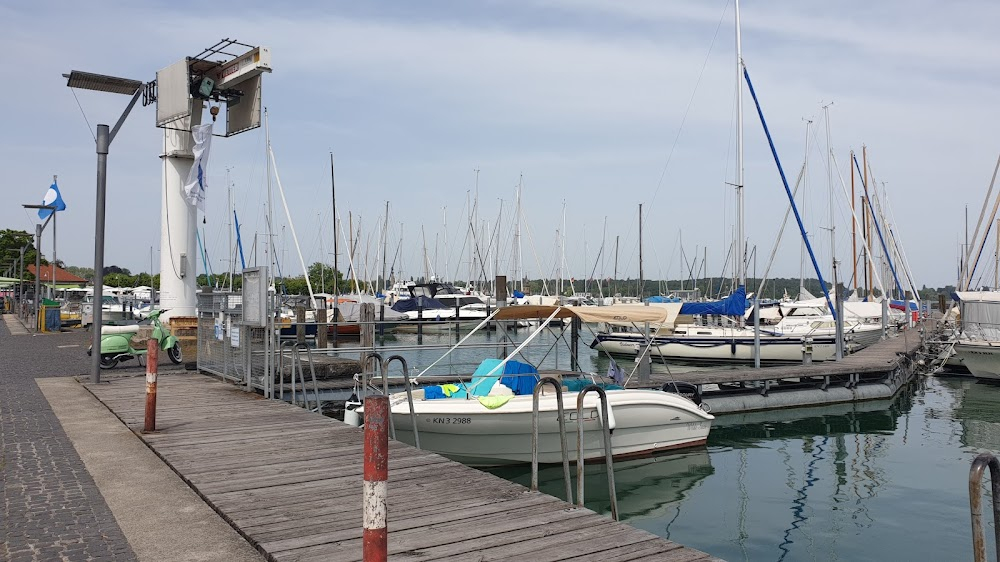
[953,341,1000,380]
[370,304,713,466]
[591,299,886,365]
[389,384,712,466]
[950,291,1000,379]
[390,282,492,333]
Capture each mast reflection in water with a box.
[486,376,1000,561]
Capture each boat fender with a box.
[343,392,363,427]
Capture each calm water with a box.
[486,375,1000,561]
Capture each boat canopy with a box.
[679,286,747,316]
[493,303,673,325]
[952,291,1000,303]
[952,291,1000,341]
[391,296,446,313]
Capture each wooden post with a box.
[144,339,158,433]
[570,317,581,371]
[363,395,389,562]
[295,306,306,345]
[416,304,423,344]
[316,308,328,349]
[360,303,375,358]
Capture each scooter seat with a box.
[102,324,143,335]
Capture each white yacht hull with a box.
[592,324,884,365]
[386,389,713,466]
[953,341,1000,380]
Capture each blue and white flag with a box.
[183,123,213,211]
[38,180,66,219]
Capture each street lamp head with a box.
[64,70,142,95]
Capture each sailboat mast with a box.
[516,176,523,292]
[265,109,274,290]
[735,0,745,288]
[638,203,644,299]
[851,150,857,293]
[319,212,325,293]
[824,104,836,282]
[382,201,389,291]
[330,153,338,299]
[800,119,810,295]
[614,235,619,298]
[863,146,873,295]
[227,168,234,289]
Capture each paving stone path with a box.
[0,316,136,562]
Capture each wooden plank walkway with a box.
[85,373,719,562]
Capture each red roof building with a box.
[26,265,87,286]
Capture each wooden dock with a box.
[85,373,719,561]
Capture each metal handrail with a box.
[530,376,573,503]
[969,453,1000,562]
[381,355,420,450]
[277,340,298,402]
[575,385,618,521]
[362,351,384,392]
[294,343,322,412]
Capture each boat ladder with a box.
[970,453,1000,562]
[276,341,321,412]
[362,352,421,449]
[530,377,619,520]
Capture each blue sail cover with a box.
[390,296,447,313]
[679,286,748,316]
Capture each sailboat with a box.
[590,0,878,366]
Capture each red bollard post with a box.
[363,395,389,562]
[144,339,158,433]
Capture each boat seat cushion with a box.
[449,359,504,399]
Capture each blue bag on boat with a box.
[424,386,446,399]
[499,360,540,396]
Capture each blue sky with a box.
[2,0,998,290]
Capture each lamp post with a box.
[64,70,144,383]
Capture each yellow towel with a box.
[441,384,460,397]
[477,395,514,409]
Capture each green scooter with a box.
[87,309,182,369]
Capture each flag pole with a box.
[52,175,57,300]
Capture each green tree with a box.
[103,265,132,276]
[0,229,40,275]
[65,265,95,281]
[103,272,135,287]
[307,262,346,294]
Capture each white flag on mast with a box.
[183,124,213,211]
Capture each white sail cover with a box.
[183,124,213,211]
[494,304,678,326]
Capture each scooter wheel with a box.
[100,355,119,369]
[168,344,182,365]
